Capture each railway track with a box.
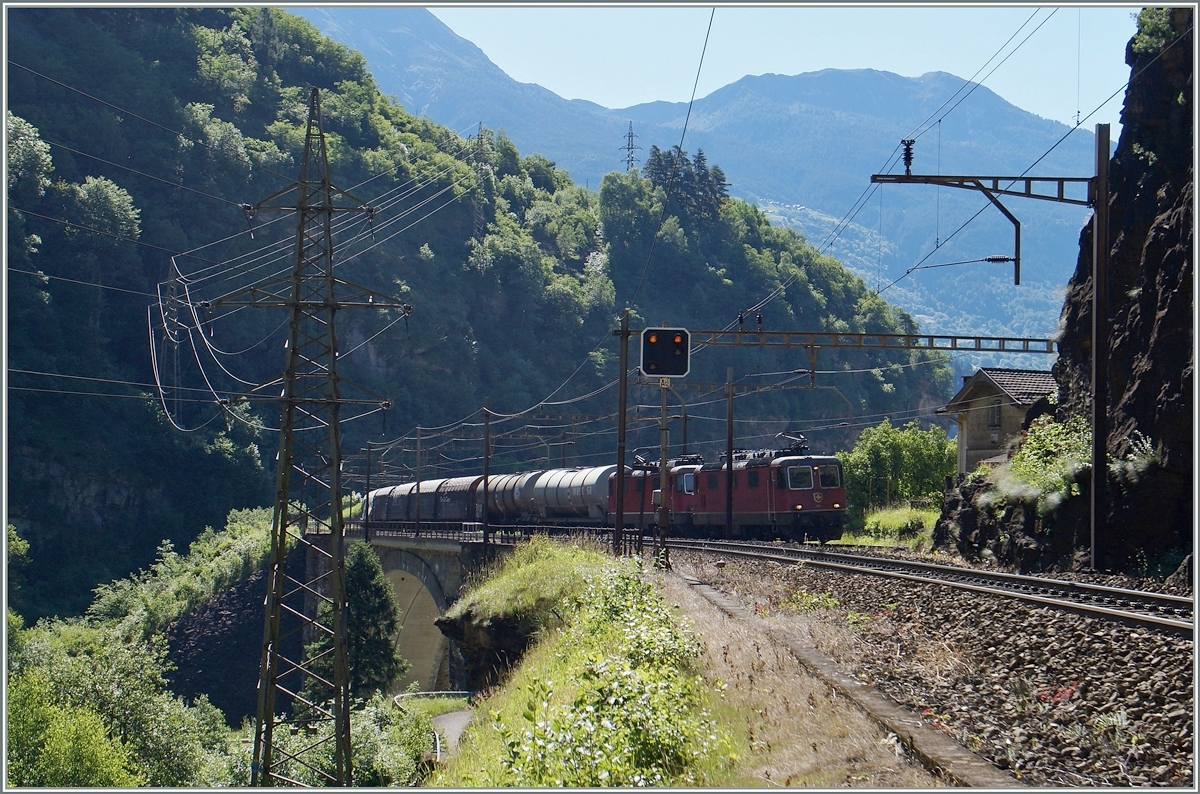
[667,538,1194,635]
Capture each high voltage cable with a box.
[160,139,482,401]
[9,267,158,297]
[179,140,476,283]
[15,56,497,436]
[155,162,482,432]
[441,6,715,431]
[906,8,1048,143]
[7,386,225,408]
[813,8,1046,255]
[263,7,1064,452]
[40,138,245,207]
[10,207,218,261]
[175,151,476,302]
[629,7,716,306]
[748,8,1055,321]
[9,368,238,394]
[170,171,472,383]
[172,151,472,288]
[8,60,297,186]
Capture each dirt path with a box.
[659,568,946,788]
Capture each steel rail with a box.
[679,539,1193,612]
[670,539,1193,636]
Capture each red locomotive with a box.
[611,440,846,543]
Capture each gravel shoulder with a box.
[671,551,1194,787]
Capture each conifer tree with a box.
[302,542,409,702]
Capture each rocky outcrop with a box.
[1053,9,1193,570]
[166,546,306,726]
[934,474,1091,573]
[433,609,539,692]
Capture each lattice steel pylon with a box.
[212,87,411,786]
[623,121,641,172]
[471,128,489,242]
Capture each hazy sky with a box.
[430,5,1141,133]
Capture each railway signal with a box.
[640,327,690,377]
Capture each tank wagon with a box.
[365,443,846,543]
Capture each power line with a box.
[877,26,1194,297]
[8,385,214,403]
[10,206,217,261]
[8,59,296,186]
[8,267,158,297]
[755,8,1054,318]
[629,7,717,306]
[41,138,244,207]
[9,367,235,394]
[909,8,1052,143]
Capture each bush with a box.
[218,693,433,786]
[1132,7,1177,53]
[1006,415,1091,497]
[837,420,955,512]
[86,507,274,641]
[839,506,939,546]
[12,624,229,786]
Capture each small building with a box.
[939,368,1057,474]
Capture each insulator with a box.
[985,255,1015,263]
[901,139,916,175]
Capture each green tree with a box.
[15,625,228,786]
[7,524,31,658]
[6,111,53,204]
[838,419,956,511]
[7,671,144,787]
[303,542,409,702]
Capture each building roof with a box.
[942,367,1056,411]
[981,368,1057,404]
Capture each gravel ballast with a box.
[671,550,1194,787]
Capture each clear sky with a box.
[430,5,1141,133]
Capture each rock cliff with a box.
[938,10,1193,574]
[1054,8,1193,570]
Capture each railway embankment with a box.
[672,549,1193,786]
[429,537,950,787]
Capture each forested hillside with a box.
[7,7,951,620]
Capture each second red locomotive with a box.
[613,444,846,543]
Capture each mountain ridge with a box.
[292,6,1102,349]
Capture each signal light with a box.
[640,327,689,377]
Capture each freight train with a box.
[365,439,847,543]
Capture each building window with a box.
[987,399,1002,428]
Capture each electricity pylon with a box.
[212,87,411,786]
[623,121,641,172]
